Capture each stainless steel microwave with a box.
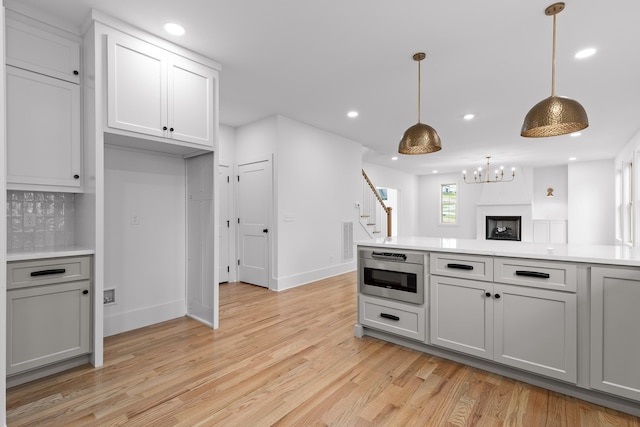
[358,248,425,305]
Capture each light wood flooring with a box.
[6,272,640,426]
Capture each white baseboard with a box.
[104,300,186,337]
[274,262,356,291]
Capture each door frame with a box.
[235,157,273,290]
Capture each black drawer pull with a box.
[447,263,474,270]
[380,313,400,321]
[30,269,66,277]
[515,270,550,279]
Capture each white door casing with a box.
[237,160,271,288]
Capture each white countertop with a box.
[357,237,640,267]
[7,246,95,262]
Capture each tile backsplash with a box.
[7,191,75,251]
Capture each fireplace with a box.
[486,216,521,241]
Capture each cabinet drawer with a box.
[494,258,577,292]
[359,295,426,342]
[430,253,494,282]
[7,256,91,289]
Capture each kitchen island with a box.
[355,237,640,417]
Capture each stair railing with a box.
[362,169,392,237]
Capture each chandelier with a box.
[463,157,515,184]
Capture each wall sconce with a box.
[546,187,554,197]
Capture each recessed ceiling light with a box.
[570,132,581,137]
[164,23,185,36]
[347,111,359,118]
[569,157,577,161]
[391,156,398,161]
[575,48,596,59]
[432,170,438,174]
[463,113,475,120]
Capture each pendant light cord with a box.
[417,59,421,123]
[551,11,556,96]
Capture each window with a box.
[441,183,457,224]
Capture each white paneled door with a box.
[237,160,271,288]
[218,165,230,283]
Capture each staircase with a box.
[360,169,392,238]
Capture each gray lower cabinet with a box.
[7,256,92,376]
[590,266,640,401]
[430,254,577,383]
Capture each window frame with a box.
[440,182,458,225]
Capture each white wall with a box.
[1,5,7,423]
[362,162,419,236]
[275,116,361,290]
[235,116,277,165]
[533,165,568,219]
[218,124,236,166]
[418,172,482,239]
[568,159,615,245]
[103,147,186,335]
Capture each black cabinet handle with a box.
[263,228,268,233]
[73,174,80,179]
[494,293,501,299]
[73,70,79,75]
[485,292,491,297]
[515,270,550,279]
[169,127,174,132]
[447,263,474,270]
[82,290,89,295]
[31,269,66,277]
[380,313,400,321]
[163,126,168,131]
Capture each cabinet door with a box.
[6,17,80,84]
[430,276,493,359]
[6,67,81,189]
[107,33,168,138]
[493,284,577,383]
[591,267,640,401]
[168,57,216,146]
[7,280,91,375]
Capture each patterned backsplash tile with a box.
[6,191,75,250]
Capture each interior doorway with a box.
[237,160,271,288]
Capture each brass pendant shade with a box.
[521,95,588,137]
[521,2,588,138]
[398,123,441,154]
[398,52,441,155]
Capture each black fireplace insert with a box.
[486,216,521,241]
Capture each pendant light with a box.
[521,2,588,138]
[398,52,441,154]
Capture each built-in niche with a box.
[486,216,521,241]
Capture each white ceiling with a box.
[10,0,640,175]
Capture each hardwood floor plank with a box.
[6,272,640,426]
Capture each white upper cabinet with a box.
[6,15,80,84]
[107,32,216,147]
[6,67,81,189]
[5,14,82,192]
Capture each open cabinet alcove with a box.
[84,10,221,367]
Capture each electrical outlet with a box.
[130,214,140,225]
[23,213,36,228]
